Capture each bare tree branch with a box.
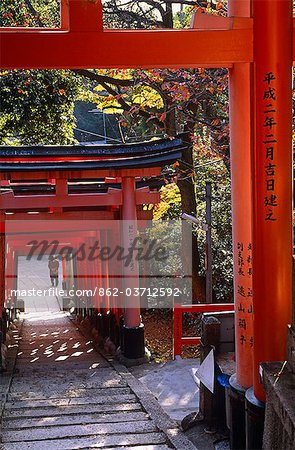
[72,69,135,87]
[23,0,44,27]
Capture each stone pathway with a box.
[17,256,62,313]
[0,312,197,450]
[131,358,200,422]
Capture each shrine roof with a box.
[0,135,185,173]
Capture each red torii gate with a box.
[0,0,293,409]
[0,137,184,362]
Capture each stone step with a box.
[14,361,109,369]
[11,367,118,379]
[5,393,137,410]
[1,432,167,450]
[2,410,149,429]
[93,446,170,450]
[8,386,131,400]
[4,402,142,419]
[2,419,158,442]
[1,311,182,450]
[10,378,127,389]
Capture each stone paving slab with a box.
[101,446,171,450]
[2,420,158,443]
[3,402,142,419]
[98,447,171,450]
[11,367,120,380]
[5,393,137,409]
[2,411,149,429]
[132,358,200,422]
[7,378,128,393]
[1,432,168,450]
[8,386,131,400]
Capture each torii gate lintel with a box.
[1,1,295,69]
[0,0,254,69]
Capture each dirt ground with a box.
[142,309,201,362]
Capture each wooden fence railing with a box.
[173,302,234,358]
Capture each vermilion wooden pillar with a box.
[6,247,14,305]
[75,246,83,314]
[121,177,141,329]
[121,177,145,359]
[87,236,96,311]
[0,219,5,370]
[229,0,254,390]
[112,224,123,321]
[252,0,293,401]
[61,256,67,289]
[0,220,5,315]
[94,231,102,312]
[101,230,110,314]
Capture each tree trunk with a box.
[163,3,174,28]
[165,111,206,302]
[178,124,206,302]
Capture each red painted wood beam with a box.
[1,209,152,222]
[174,303,234,314]
[1,168,161,181]
[0,27,253,69]
[1,190,122,209]
[0,188,159,209]
[0,1,252,69]
[2,211,116,221]
[2,0,295,70]
[4,221,118,234]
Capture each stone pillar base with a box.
[116,346,151,367]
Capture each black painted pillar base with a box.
[229,374,247,450]
[109,313,120,348]
[2,309,7,343]
[119,315,125,352]
[109,312,117,345]
[245,388,265,450]
[122,323,145,359]
[0,314,4,372]
[101,312,111,339]
[94,312,102,334]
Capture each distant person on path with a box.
[48,255,59,287]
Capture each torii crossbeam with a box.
[0,0,293,414]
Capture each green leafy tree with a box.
[194,147,233,301]
[0,1,86,144]
[0,70,84,144]
[153,182,181,220]
[0,0,60,27]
